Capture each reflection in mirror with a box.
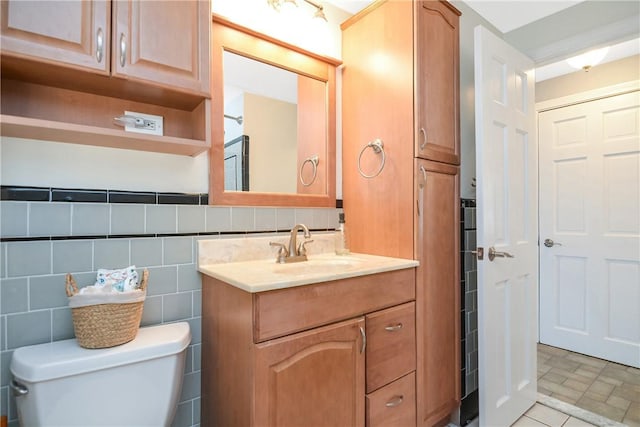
[223,51,299,194]
[222,51,329,195]
[211,15,339,207]
[224,135,249,191]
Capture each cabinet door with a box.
[112,0,210,95]
[415,0,460,165]
[415,159,460,426]
[255,317,365,427]
[0,0,110,73]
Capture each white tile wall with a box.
[0,200,340,427]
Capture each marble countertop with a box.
[197,235,418,293]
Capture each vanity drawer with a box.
[253,268,415,342]
[366,372,416,427]
[366,301,416,393]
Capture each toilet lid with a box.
[10,322,191,382]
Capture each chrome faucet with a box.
[269,224,312,263]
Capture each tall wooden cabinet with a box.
[342,1,461,426]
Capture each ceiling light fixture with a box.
[566,47,610,72]
[267,0,297,11]
[267,0,327,22]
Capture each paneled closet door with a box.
[539,90,640,368]
[415,0,460,165]
[414,158,460,426]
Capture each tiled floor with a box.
[537,344,640,426]
[512,402,600,426]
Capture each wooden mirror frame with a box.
[210,15,340,207]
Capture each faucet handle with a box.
[269,242,289,263]
[299,239,314,256]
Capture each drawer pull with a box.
[384,323,403,332]
[385,395,404,407]
[360,326,367,354]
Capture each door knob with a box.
[544,238,562,248]
[488,247,514,261]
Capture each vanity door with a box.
[254,317,365,427]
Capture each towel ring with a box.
[299,155,319,187]
[358,139,386,179]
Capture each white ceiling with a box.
[461,0,582,33]
[324,0,640,81]
[324,0,584,30]
[324,0,586,33]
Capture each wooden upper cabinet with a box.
[112,0,210,95]
[0,0,210,96]
[415,0,460,165]
[0,0,110,73]
[254,317,366,427]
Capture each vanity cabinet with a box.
[0,0,211,156]
[342,1,461,426]
[201,268,416,427]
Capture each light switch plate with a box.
[123,111,164,136]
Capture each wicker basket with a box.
[65,269,148,349]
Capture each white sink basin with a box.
[272,256,368,275]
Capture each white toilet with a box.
[10,322,191,427]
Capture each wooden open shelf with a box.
[0,78,211,156]
[1,114,209,156]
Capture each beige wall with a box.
[244,93,297,193]
[536,55,640,102]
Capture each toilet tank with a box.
[10,322,191,427]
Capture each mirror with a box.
[211,15,339,207]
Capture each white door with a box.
[474,26,538,427]
[539,89,640,368]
